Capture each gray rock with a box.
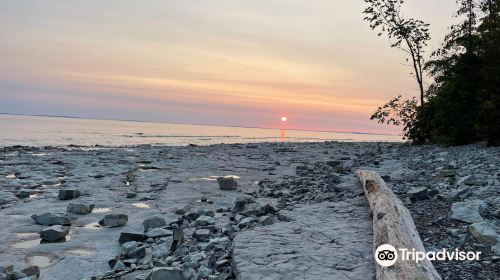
[21,265,40,278]
[259,216,274,226]
[492,243,500,256]
[459,175,486,186]
[148,267,186,280]
[233,197,247,213]
[119,231,145,244]
[67,203,94,215]
[126,192,137,198]
[217,177,237,190]
[197,208,215,217]
[238,217,255,228]
[450,199,487,223]
[146,228,172,238]
[14,189,31,198]
[407,187,429,202]
[194,229,211,241]
[0,191,18,206]
[32,212,71,226]
[58,189,81,200]
[196,215,215,226]
[439,169,456,177]
[40,225,70,241]
[143,216,166,232]
[99,214,128,227]
[469,222,500,246]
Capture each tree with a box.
[363,0,431,105]
[477,0,500,145]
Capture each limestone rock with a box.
[58,189,81,200]
[469,221,500,246]
[99,214,128,227]
[450,199,487,223]
[143,216,166,232]
[40,225,70,242]
[67,203,94,215]
[32,212,71,226]
[217,177,237,190]
[119,231,145,244]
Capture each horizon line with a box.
[0,112,400,137]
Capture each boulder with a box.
[407,187,429,202]
[450,199,487,223]
[469,221,500,246]
[233,197,247,213]
[58,189,81,200]
[194,229,211,241]
[99,214,128,227]
[148,267,186,280]
[195,215,215,226]
[40,225,70,242]
[67,203,94,215]
[119,231,145,244]
[143,216,166,232]
[32,212,71,226]
[217,177,237,190]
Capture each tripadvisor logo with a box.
[375,244,481,267]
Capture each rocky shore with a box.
[0,142,498,280]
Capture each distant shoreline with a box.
[0,112,399,137]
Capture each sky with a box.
[0,0,458,134]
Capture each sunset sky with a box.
[0,0,458,134]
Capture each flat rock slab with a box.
[233,199,374,280]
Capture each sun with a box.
[281,116,287,122]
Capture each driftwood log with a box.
[356,170,441,280]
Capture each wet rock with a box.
[407,187,429,202]
[32,212,71,226]
[119,231,145,244]
[217,177,237,190]
[450,199,487,223]
[146,228,172,238]
[99,214,128,227]
[67,203,94,215]
[469,222,500,246]
[143,216,166,232]
[40,225,70,242]
[194,229,211,241]
[259,216,274,226]
[147,267,186,280]
[58,189,81,200]
[196,215,215,226]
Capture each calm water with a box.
[0,114,402,147]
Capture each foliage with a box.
[363,0,430,104]
[367,0,500,146]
